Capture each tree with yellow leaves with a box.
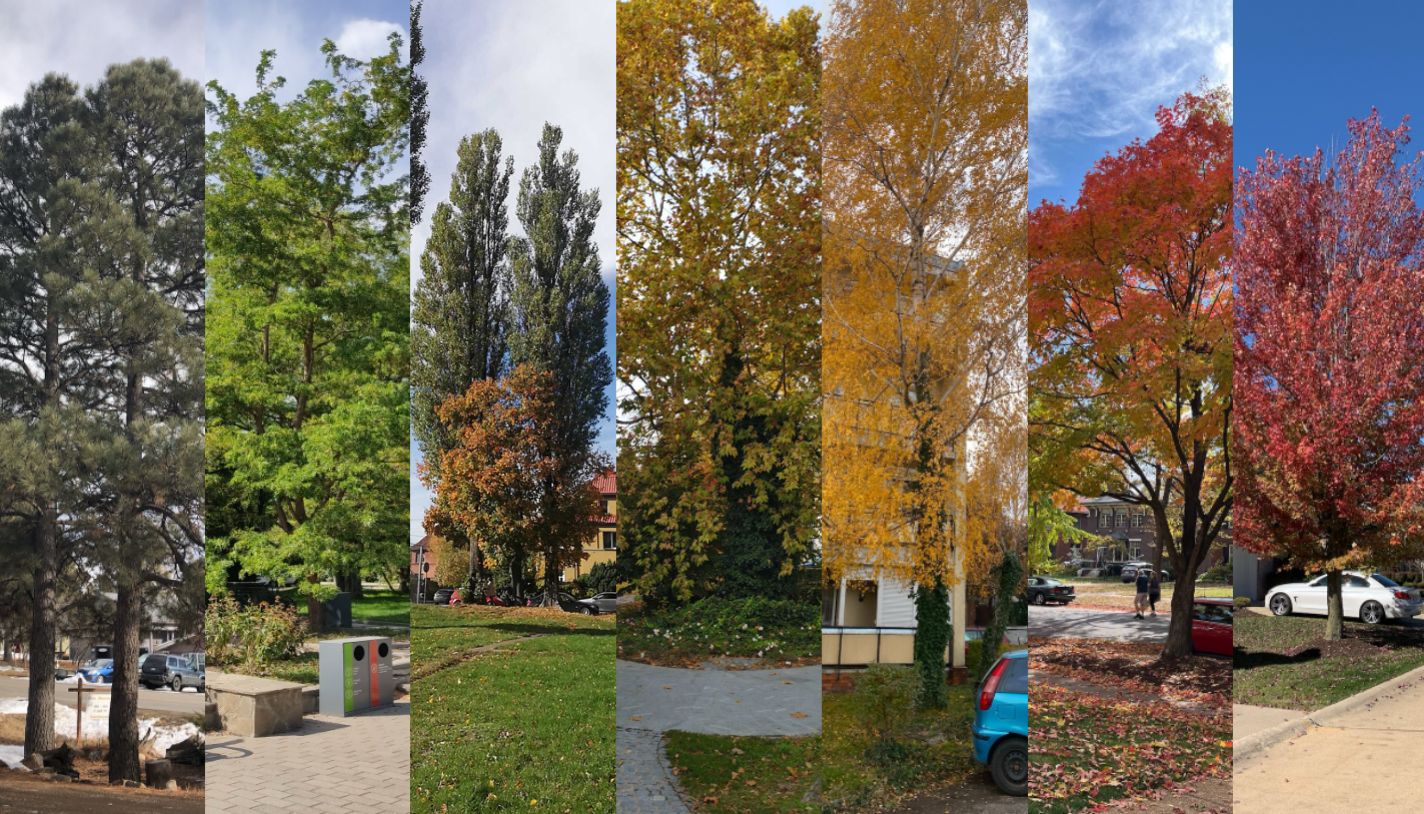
[822,0,1026,708]
[617,0,822,605]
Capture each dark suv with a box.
[140,653,205,693]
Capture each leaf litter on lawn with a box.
[1029,637,1230,711]
[1030,685,1231,814]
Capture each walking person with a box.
[1147,570,1161,616]
[1133,568,1151,619]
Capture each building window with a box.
[602,531,617,550]
[1132,513,1142,528]
[1116,512,1126,527]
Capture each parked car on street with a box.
[77,659,115,684]
[1027,576,1076,606]
[140,653,205,693]
[1265,571,1423,624]
[1120,562,1152,583]
[432,588,455,605]
[1190,597,1233,655]
[561,591,618,615]
[972,648,1028,796]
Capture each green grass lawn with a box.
[1029,685,1231,814]
[1234,613,1424,710]
[410,604,616,813]
[351,589,411,626]
[821,688,978,813]
[617,596,820,667]
[663,732,819,814]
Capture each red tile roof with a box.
[592,469,616,495]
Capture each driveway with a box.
[1235,671,1424,812]
[1028,605,1170,643]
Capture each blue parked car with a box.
[77,658,115,684]
[972,648,1027,796]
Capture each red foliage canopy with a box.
[1235,111,1424,569]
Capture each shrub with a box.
[584,561,621,594]
[852,664,921,750]
[206,592,307,669]
[1200,561,1232,583]
[1233,596,1251,609]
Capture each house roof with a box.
[592,469,616,495]
[411,535,430,550]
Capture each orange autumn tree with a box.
[1030,89,1233,658]
[420,365,602,601]
[823,0,1026,707]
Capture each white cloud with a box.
[334,18,407,62]
[1030,0,1232,185]
[0,0,203,110]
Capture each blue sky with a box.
[411,0,615,544]
[1029,0,1231,207]
[1236,2,1424,193]
[0,0,202,110]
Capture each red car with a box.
[1190,597,1233,656]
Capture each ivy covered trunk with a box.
[912,578,950,710]
[977,552,1023,684]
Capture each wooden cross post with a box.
[74,674,84,744]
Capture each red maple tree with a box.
[1236,111,1424,639]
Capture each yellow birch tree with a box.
[822,0,1026,708]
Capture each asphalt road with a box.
[0,675,205,715]
[1028,605,1170,643]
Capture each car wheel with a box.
[1032,593,1046,606]
[1269,594,1292,616]
[1361,601,1385,625]
[989,736,1027,797]
[581,606,594,615]
[172,676,182,692]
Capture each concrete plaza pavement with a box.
[1028,605,1171,642]
[206,699,409,814]
[615,660,821,814]
[1234,703,1304,743]
[1235,671,1424,812]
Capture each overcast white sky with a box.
[0,0,203,110]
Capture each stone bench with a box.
[205,673,305,737]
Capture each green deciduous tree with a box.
[205,37,411,629]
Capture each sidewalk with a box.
[615,659,820,814]
[206,699,409,814]
[1235,670,1424,812]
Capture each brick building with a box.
[1053,495,1229,574]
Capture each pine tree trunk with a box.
[25,506,58,754]
[108,578,143,783]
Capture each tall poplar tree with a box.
[205,37,411,628]
[508,123,612,600]
[412,129,513,586]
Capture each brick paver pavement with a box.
[616,728,693,814]
[206,699,409,814]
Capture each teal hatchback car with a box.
[972,648,1027,796]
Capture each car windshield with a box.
[88,659,112,669]
[1372,574,1401,588]
[1040,578,1061,586]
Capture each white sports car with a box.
[1265,571,1423,625]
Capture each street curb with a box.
[1234,660,1424,762]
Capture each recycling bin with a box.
[318,636,394,717]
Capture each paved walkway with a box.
[617,728,693,814]
[1235,672,1424,813]
[616,660,821,736]
[206,700,409,814]
[615,660,820,814]
[1234,703,1305,742]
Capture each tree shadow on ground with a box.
[1233,646,1320,670]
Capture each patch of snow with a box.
[0,744,26,770]
[0,698,196,746]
